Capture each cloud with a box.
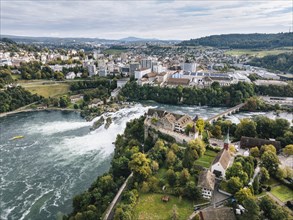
[1,0,292,40]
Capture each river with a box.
[0,103,291,220]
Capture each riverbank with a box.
[0,107,81,118]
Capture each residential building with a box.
[197,170,215,199]
[129,63,140,76]
[181,62,196,72]
[117,78,130,88]
[134,68,151,80]
[66,72,76,79]
[140,59,152,69]
[199,207,236,220]
[88,64,97,77]
[211,149,231,178]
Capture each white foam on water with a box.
[51,105,149,157]
[28,121,92,136]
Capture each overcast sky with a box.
[1,0,292,40]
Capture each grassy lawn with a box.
[103,49,126,55]
[133,193,201,220]
[264,178,279,187]
[194,149,217,168]
[225,47,293,57]
[22,83,70,98]
[271,185,293,202]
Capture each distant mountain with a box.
[119,36,159,42]
[178,33,293,49]
[1,35,180,45]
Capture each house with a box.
[211,134,231,178]
[199,207,236,220]
[166,78,190,86]
[174,115,193,133]
[146,109,198,138]
[66,72,76,79]
[197,170,215,199]
[117,78,130,88]
[240,136,281,151]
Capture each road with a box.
[103,173,133,220]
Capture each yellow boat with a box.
[9,135,24,140]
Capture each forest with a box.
[121,81,293,107]
[0,86,42,113]
[247,53,293,73]
[178,33,293,49]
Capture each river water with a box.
[0,103,291,220]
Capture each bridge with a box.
[207,102,246,124]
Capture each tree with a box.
[250,147,260,157]
[261,151,280,175]
[276,167,286,179]
[166,169,177,186]
[259,167,270,183]
[183,144,199,169]
[166,150,177,167]
[184,181,200,199]
[179,168,190,186]
[59,95,70,108]
[128,153,152,182]
[242,197,260,220]
[227,177,243,194]
[235,188,253,204]
[226,162,248,184]
[196,118,205,136]
[235,119,257,139]
[253,175,260,195]
[283,144,293,156]
[188,139,206,157]
[260,144,276,155]
[212,125,222,138]
[151,160,159,173]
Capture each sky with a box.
[1,0,292,40]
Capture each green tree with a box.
[235,118,257,139]
[196,118,205,136]
[166,150,177,167]
[242,197,260,220]
[59,95,70,108]
[179,168,190,186]
[227,177,243,194]
[283,144,293,156]
[260,144,276,155]
[250,147,260,157]
[212,125,222,138]
[235,188,253,204]
[166,169,177,186]
[128,153,152,182]
[188,138,206,157]
[259,167,270,183]
[183,144,199,169]
[261,151,280,175]
[253,175,260,195]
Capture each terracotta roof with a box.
[198,170,215,191]
[147,72,157,78]
[212,149,231,170]
[167,78,190,85]
[200,207,236,220]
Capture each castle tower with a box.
[224,130,230,150]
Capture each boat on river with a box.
[9,135,24,140]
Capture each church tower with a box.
[224,130,230,150]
